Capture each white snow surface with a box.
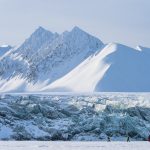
[42,43,117,92]
[0,141,149,150]
[42,43,150,92]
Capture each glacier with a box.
[0,93,150,141]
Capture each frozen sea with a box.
[0,141,149,150]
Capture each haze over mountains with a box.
[0,27,150,92]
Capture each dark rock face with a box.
[0,94,150,141]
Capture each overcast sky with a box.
[0,0,150,48]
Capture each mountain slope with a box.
[42,43,150,92]
[28,26,103,82]
[0,27,57,82]
[15,26,58,59]
[97,44,150,92]
[0,26,103,92]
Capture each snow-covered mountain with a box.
[0,26,150,92]
[0,26,103,92]
[42,43,150,92]
[15,26,59,60]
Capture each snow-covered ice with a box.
[0,141,149,150]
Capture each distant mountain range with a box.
[0,26,150,92]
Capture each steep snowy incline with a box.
[42,43,150,92]
[42,43,117,92]
[96,44,150,92]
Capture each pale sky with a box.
[0,0,150,48]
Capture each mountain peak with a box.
[71,26,87,34]
[72,26,82,31]
[70,26,103,46]
[15,26,56,57]
[33,26,53,35]
[37,26,45,30]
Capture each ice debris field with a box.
[0,93,150,141]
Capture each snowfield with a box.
[0,141,149,150]
[0,93,150,141]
